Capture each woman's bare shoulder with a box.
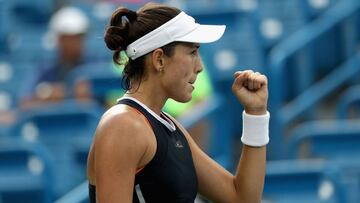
[101,104,147,130]
[94,104,152,149]
[87,104,155,185]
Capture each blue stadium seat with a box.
[2,0,54,29]
[189,4,260,38]
[331,158,360,203]
[9,100,103,198]
[288,119,360,203]
[71,1,114,31]
[192,9,264,85]
[337,85,360,119]
[184,0,243,14]
[264,159,345,203]
[256,0,307,50]
[85,30,113,62]
[0,61,35,110]
[288,119,360,160]
[190,7,264,86]
[68,2,115,61]
[0,87,17,112]
[201,31,265,85]
[0,137,54,203]
[0,0,9,55]
[0,28,9,56]
[302,0,339,20]
[2,0,55,62]
[8,28,56,62]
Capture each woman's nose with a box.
[196,57,203,74]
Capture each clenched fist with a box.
[232,70,268,115]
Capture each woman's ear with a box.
[151,48,165,72]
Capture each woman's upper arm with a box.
[94,112,150,203]
[168,117,238,203]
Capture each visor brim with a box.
[177,25,226,43]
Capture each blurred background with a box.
[1,0,360,202]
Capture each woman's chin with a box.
[173,95,192,103]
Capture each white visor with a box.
[126,11,226,60]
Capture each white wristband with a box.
[241,111,270,147]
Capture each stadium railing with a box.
[268,0,360,158]
[336,85,360,119]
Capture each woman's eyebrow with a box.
[183,43,200,49]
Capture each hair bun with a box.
[104,26,127,51]
[104,7,136,51]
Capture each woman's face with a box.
[160,43,203,103]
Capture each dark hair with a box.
[104,3,181,90]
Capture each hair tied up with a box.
[104,26,126,51]
[104,8,138,52]
[126,10,137,22]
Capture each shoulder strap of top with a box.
[118,99,149,117]
[117,99,159,128]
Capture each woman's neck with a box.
[125,81,167,115]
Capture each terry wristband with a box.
[241,111,270,147]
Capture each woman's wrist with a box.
[241,110,270,147]
[244,107,267,115]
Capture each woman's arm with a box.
[172,70,268,203]
[230,70,268,202]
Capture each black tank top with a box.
[89,98,198,203]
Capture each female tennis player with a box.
[87,2,269,203]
